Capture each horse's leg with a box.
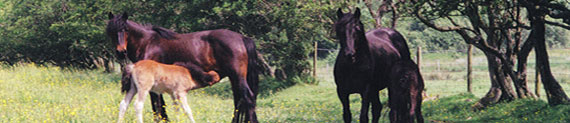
[176,92,196,123]
[229,79,242,122]
[337,90,351,123]
[118,86,137,123]
[150,93,168,122]
[223,56,257,123]
[388,88,397,123]
[135,90,149,123]
[370,90,382,123]
[415,90,424,123]
[359,89,371,123]
[229,74,256,123]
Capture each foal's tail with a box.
[121,64,135,93]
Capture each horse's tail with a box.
[240,36,260,122]
[389,30,412,60]
[243,37,260,97]
[121,64,135,93]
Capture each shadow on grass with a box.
[423,93,570,122]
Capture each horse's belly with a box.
[149,80,178,94]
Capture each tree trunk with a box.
[513,50,535,98]
[535,30,570,105]
[535,65,541,97]
[527,4,570,105]
[467,45,472,93]
[512,34,536,98]
[473,53,517,110]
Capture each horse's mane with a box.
[123,20,178,40]
[151,26,178,40]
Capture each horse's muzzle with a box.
[116,50,127,60]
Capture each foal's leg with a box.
[135,91,149,123]
[337,91,351,123]
[169,93,180,111]
[118,87,137,123]
[177,92,195,123]
[370,90,382,123]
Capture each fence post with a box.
[535,64,541,97]
[313,42,318,79]
[416,46,421,72]
[467,44,473,93]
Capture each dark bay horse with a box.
[107,12,260,122]
[388,59,424,123]
[333,8,412,123]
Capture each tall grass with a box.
[0,63,360,122]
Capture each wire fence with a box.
[313,47,570,97]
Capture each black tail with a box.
[120,64,134,93]
[389,30,412,60]
[243,37,260,97]
[240,36,260,122]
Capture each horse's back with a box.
[366,28,411,60]
[178,29,247,55]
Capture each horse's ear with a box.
[121,12,129,20]
[354,8,361,19]
[108,12,114,19]
[337,8,344,19]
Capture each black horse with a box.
[107,12,260,122]
[388,59,424,123]
[333,8,412,123]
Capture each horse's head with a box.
[334,8,366,62]
[106,12,130,59]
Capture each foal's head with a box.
[106,12,130,58]
[334,8,366,60]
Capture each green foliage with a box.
[399,20,467,51]
[0,0,114,68]
[0,0,345,84]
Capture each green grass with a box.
[0,49,569,122]
[0,63,384,122]
[423,93,570,122]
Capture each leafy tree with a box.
[0,0,346,85]
[0,0,114,69]
[408,0,570,107]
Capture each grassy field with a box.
[0,49,569,122]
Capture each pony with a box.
[333,8,412,123]
[107,12,260,122]
[117,60,220,123]
[388,59,424,123]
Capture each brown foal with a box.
[117,60,220,123]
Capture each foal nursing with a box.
[117,60,220,123]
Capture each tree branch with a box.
[545,20,570,30]
[413,8,463,32]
